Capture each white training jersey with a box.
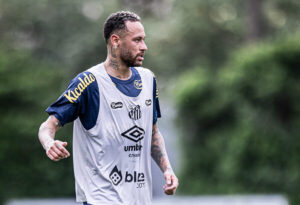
[72,63,154,205]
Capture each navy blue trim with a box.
[108,67,142,97]
[153,77,161,125]
[46,71,99,130]
[109,67,136,84]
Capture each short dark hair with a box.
[103,11,141,44]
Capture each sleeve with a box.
[46,71,99,128]
[153,77,161,125]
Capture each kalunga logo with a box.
[111,102,123,109]
[145,99,152,106]
[128,105,141,120]
[109,166,122,186]
[121,125,145,142]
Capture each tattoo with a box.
[110,45,117,58]
[151,125,172,173]
[108,45,119,70]
[109,58,119,70]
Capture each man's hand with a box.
[46,140,70,161]
[151,124,179,195]
[163,170,179,195]
[39,115,70,162]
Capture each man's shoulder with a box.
[71,62,104,85]
[64,70,98,104]
[134,66,155,78]
[72,71,97,87]
[85,63,103,75]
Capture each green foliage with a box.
[0,48,74,204]
[0,0,119,76]
[176,34,300,204]
[145,0,300,78]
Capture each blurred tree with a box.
[144,0,300,78]
[175,34,300,204]
[0,0,119,76]
[0,47,75,204]
[120,0,172,17]
[244,0,269,42]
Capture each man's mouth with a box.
[137,56,144,61]
[137,53,144,61]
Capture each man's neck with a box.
[104,56,132,80]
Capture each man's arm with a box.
[151,123,179,195]
[38,115,70,161]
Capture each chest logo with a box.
[145,99,152,106]
[134,80,143,89]
[128,105,141,120]
[109,166,122,186]
[121,125,145,142]
[111,102,123,109]
[110,165,145,187]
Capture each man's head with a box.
[103,11,147,67]
[104,11,141,44]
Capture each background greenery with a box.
[0,0,299,204]
[176,35,300,204]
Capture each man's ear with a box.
[110,34,120,49]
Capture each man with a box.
[38,11,178,205]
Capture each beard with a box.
[120,47,143,67]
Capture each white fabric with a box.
[72,63,154,205]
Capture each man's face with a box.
[119,21,147,67]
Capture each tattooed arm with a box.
[38,115,70,161]
[151,123,179,195]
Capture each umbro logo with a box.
[121,125,145,142]
[111,102,123,109]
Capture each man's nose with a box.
[141,41,148,51]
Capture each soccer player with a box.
[38,11,178,205]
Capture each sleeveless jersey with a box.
[73,63,154,205]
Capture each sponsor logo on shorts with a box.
[110,166,145,188]
[145,99,152,106]
[111,102,123,109]
[128,105,141,120]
